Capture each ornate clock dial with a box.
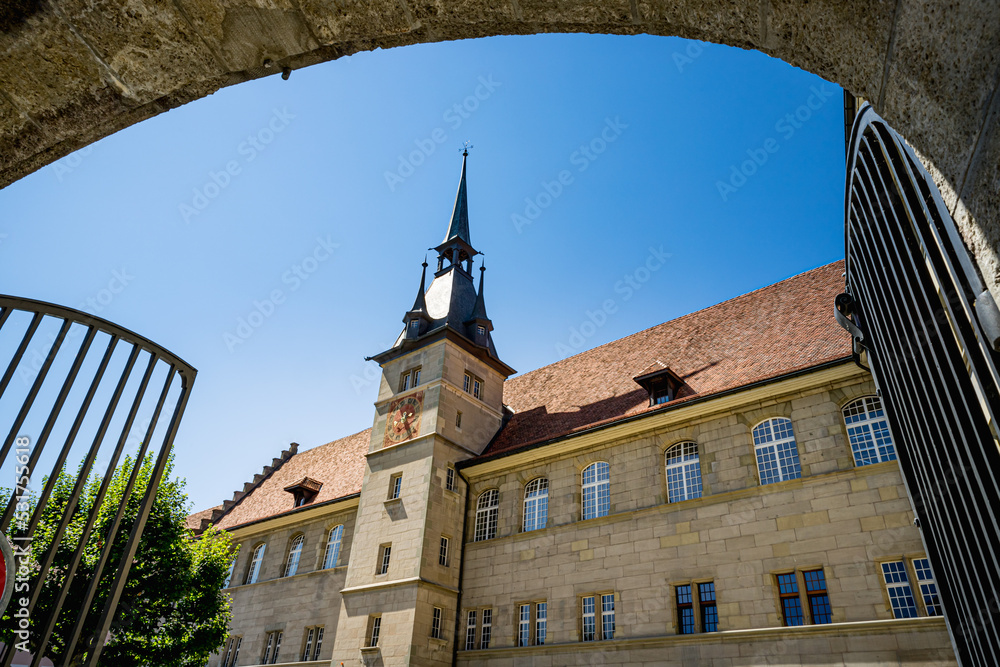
[384,392,423,446]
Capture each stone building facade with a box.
[190,156,957,666]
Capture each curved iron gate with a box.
[839,105,1000,667]
[0,295,196,666]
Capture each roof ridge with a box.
[510,260,844,379]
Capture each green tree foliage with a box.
[1,455,235,666]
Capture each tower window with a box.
[431,607,442,639]
[477,325,486,336]
[445,466,456,491]
[455,410,463,429]
[367,616,382,647]
[409,319,420,334]
[388,473,402,500]
[463,372,483,400]
[377,544,392,575]
[399,367,421,392]
[439,536,450,566]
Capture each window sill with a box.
[384,497,403,507]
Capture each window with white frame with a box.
[463,372,483,400]
[377,544,392,575]
[302,626,323,661]
[388,473,402,500]
[474,489,499,541]
[465,610,477,650]
[601,593,616,639]
[582,596,597,641]
[439,536,450,566]
[283,535,304,577]
[261,630,282,664]
[523,478,549,532]
[446,466,456,491]
[536,602,547,645]
[367,615,382,647]
[481,608,492,649]
[244,543,265,584]
[222,636,242,667]
[399,366,421,392]
[455,411,463,429]
[914,558,942,616]
[843,396,896,466]
[518,604,531,647]
[582,593,615,641]
[881,558,941,618]
[431,607,442,639]
[582,462,610,520]
[881,560,918,618]
[323,525,343,569]
[665,441,703,502]
[752,418,802,485]
[223,556,235,588]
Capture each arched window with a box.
[323,525,344,569]
[582,462,610,520]
[223,557,235,588]
[283,535,304,577]
[665,442,702,502]
[843,396,896,466]
[244,543,266,584]
[752,418,802,485]
[523,478,549,532]
[474,489,499,541]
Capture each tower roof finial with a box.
[442,149,472,246]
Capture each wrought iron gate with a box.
[839,105,1000,667]
[0,295,195,666]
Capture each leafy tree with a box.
[1,454,235,666]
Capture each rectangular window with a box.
[473,378,482,399]
[455,410,463,429]
[301,628,314,662]
[582,596,596,641]
[261,631,281,664]
[312,627,324,661]
[377,544,391,575]
[229,637,242,666]
[699,582,718,632]
[804,569,832,624]
[431,607,442,639]
[913,558,942,616]
[446,466,456,491]
[389,473,402,499]
[439,536,450,567]
[367,616,382,647]
[882,560,919,618]
[477,325,486,336]
[464,372,483,400]
[463,373,471,393]
[777,573,804,626]
[481,608,492,649]
[677,584,694,634]
[518,604,530,647]
[399,367,421,392]
[536,602,547,645]
[601,594,615,640]
[465,610,477,650]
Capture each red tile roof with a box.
[211,429,370,531]
[190,261,849,529]
[482,260,851,457]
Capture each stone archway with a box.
[0,1,997,290]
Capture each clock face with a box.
[384,392,423,447]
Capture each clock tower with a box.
[331,151,514,666]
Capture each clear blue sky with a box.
[0,33,845,513]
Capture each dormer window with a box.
[477,325,486,336]
[284,477,323,508]
[633,363,684,407]
[409,319,420,335]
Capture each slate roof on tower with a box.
[189,261,851,532]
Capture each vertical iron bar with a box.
[0,312,44,451]
[82,370,192,666]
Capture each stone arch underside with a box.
[0,1,997,291]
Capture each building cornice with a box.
[462,359,864,477]
[340,576,460,596]
[458,617,947,658]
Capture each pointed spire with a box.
[443,151,471,246]
[469,262,489,322]
[409,257,429,316]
